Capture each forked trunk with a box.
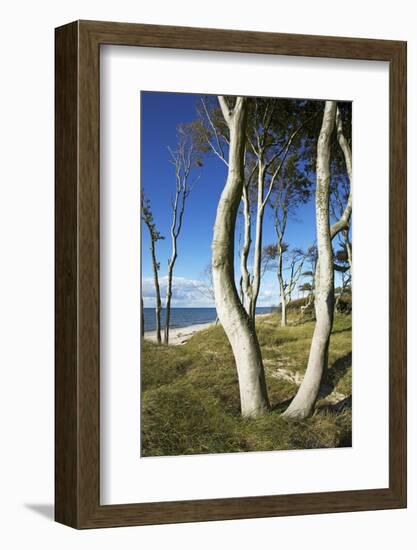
[164,261,175,344]
[212,97,269,417]
[163,131,195,344]
[283,101,336,419]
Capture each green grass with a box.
[141,312,352,456]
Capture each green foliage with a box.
[335,243,351,264]
[335,295,352,314]
[141,193,164,243]
[335,250,348,263]
[262,242,288,261]
[141,312,352,456]
[301,100,352,180]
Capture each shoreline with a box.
[143,312,273,346]
[144,321,215,345]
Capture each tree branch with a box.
[330,107,352,240]
[218,96,232,123]
[200,98,228,166]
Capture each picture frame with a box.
[55,20,407,529]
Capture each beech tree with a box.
[141,194,164,343]
[212,96,270,417]
[240,100,316,320]
[283,102,352,419]
[282,101,336,419]
[164,126,201,344]
[262,243,305,325]
[197,97,317,320]
[268,154,311,326]
[299,245,318,316]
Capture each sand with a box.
[143,312,273,346]
[144,322,214,345]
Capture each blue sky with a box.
[141,91,343,308]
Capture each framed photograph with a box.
[55,20,406,528]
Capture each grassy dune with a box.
[141,312,352,457]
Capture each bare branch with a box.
[200,98,229,167]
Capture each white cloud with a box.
[142,276,215,308]
[142,275,280,308]
[256,281,280,307]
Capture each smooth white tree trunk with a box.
[283,101,337,419]
[241,114,302,321]
[164,203,179,344]
[164,256,175,344]
[280,288,287,326]
[212,97,270,418]
[240,183,253,315]
[240,166,266,321]
[249,165,267,320]
[163,135,196,344]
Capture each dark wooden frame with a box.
[55,20,407,529]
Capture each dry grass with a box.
[141,311,352,456]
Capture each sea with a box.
[143,307,274,333]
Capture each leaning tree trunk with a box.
[283,101,336,419]
[164,189,182,344]
[249,164,267,321]
[212,96,269,418]
[149,238,163,343]
[164,255,176,344]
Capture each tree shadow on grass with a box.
[319,352,352,399]
[317,394,352,447]
[270,352,351,413]
[272,393,352,417]
[320,394,352,413]
[331,327,352,336]
[271,397,294,414]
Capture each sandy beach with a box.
[144,312,273,346]
[144,322,214,345]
